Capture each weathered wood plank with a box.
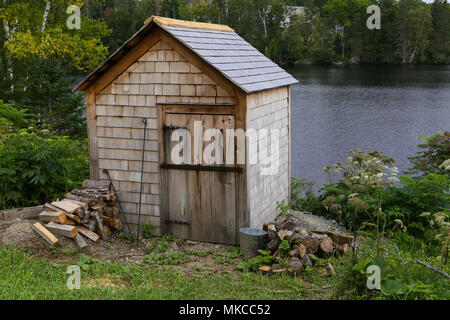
[1,205,44,220]
[51,200,82,214]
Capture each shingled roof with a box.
[75,16,298,93]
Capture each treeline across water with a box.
[95,0,450,65]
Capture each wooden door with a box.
[160,105,241,244]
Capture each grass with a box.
[0,246,335,300]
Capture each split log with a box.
[65,193,96,206]
[259,266,272,273]
[326,262,336,275]
[63,219,76,226]
[111,218,123,231]
[39,211,66,224]
[311,230,353,246]
[46,222,77,238]
[338,243,349,254]
[103,224,111,237]
[299,244,307,258]
[74,208,85,219]
[84,219,97,232]
[65,212,81,224]
[301,236,321,254]
[76,226,100,242]
[32,222,58,246]
[320,236,334,254]
[64,198,89,211]
[51,200,82,214]
[82,180,110,190]
[44,203,62,212]
[93,212,108,240]
[74,233,88,249]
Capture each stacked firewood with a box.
[32,180,123,248]
[261,216,354,275]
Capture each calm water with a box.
[287,65,450,190]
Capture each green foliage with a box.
[144,252,189,265]
[237,249,274,272]
[277,200,291,217]
[290,177,322,213]
[140,222,157,239]
[408,131,450,176]
[0,127,89,209]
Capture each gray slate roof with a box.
[75,19,298,93]
[160,25,298,93]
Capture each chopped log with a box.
[63,219,76,226]
[310,230,354,246]
[301,236,321,254]
[51,200,82,214]
[84,219,97,232]
[289,248,299,257]
[44,203,62,212]
[32,222,58,246]
[66,212,81,224]
[46,222,77,238]
[111,218,123,231]
[82,180,110,190]
[279,219,296,231]
[39,210,67,224]
[105,206,118,218]
[74,233,88,249]
[76,226,100,242]
[277,229,287,240]
[65,193,96,206]
[1,205,44,220]
[300,254,313,266]
[267,238,280,253]
[326,262,336,275]
[259,265,272,273]
[274,217,286,231]
[288,257,303,274]
[103,224,111,236]
[74,208,85,219]
[299,244,307,258]
[64,198,89,211]
[320,236,334,254]
[93,212,108,240]
[338,243,349,254]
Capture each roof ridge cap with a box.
[144,16,234,33]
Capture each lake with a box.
[287,64,450,190]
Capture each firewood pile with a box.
[32,180,124,248]
[261,216,354,275]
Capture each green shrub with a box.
[0,129,88,209]
[408,131,450,176]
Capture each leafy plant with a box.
[237,250,274,272]
[140,222,157,239]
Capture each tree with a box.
[428,0,450,63]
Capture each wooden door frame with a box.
[158,103,243,243]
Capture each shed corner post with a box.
[86,88,99,180]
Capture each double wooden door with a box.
[160,105,241,244]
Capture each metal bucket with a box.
[239,228,267,258]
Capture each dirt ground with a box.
[0,219,243,276]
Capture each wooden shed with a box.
[75,16,298,244]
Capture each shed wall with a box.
[94,39,235,234]
[246,86,290,228]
